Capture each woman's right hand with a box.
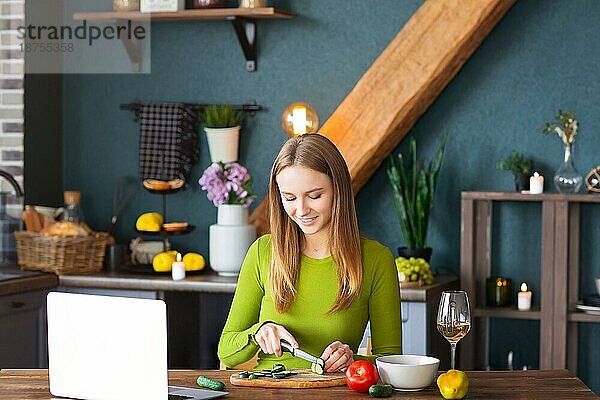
[254,323,299,357]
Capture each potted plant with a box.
[386,136,446,262]
[198,161,256,276]
[201,104,244,163]
[496,151,533,192]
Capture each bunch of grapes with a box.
[395,257,435,285]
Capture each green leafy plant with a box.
[201,104,244,128]
[387,136,446,250]
[496,151,532,180]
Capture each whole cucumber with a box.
[369,384,393,398]
[196,375,225,391]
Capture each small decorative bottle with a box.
[62,191,84,223]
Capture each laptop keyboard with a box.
[168,395,194,399]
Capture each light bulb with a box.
[281,102,319,137]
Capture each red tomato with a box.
[345,360,379,393]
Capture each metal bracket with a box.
[117,19,142,73]
[229,16,256,72]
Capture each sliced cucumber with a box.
[311,360,325,375]
[271,363,286,373]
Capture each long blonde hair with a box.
[268,134,362,314]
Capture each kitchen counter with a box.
[58,269,238,293]
[58,269,458,300]
[0,369,596,399]
[0,267,57,296]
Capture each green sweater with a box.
[217,234,402,369]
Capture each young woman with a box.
[217,134,401,372]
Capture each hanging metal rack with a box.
[120,100,264,121]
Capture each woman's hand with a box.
[320,341,354,372]
[254,323,299,357]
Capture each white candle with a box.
[517,282,532,311]
[172,253,185,280]
[529,172,544,194]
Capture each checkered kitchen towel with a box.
[138,103,198,182]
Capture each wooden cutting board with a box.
[229,369,346,389]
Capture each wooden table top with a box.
[0,369,597,399]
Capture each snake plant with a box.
[201,104,244,128]
[387,136,447,250]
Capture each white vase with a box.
[204,126,241,163]
[209,204,256,276]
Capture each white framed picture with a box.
[140,0,184,12]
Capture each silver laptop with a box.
[47,292,227,400]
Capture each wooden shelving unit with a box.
[459,191,600,371]
[72,7,294,72]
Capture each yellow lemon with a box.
[152,251,177,272]
[183,253,205,271]
[437,369,469,399]
[136,212,163,232]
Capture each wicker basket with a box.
[14,231,108,275]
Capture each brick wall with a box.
[0,0,24,202]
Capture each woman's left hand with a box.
[320,341,354,373]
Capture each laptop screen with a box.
[47,292,169,400]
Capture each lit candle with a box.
[517,282,532,311]
[172,253,185,280]
[529,172,544,194]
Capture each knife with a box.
[280,340,325,374]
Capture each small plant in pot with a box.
[386,135,446,262]
[496,151,533,192]
[201,104,244,164]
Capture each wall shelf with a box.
[473,306,541,320]
[73,8,294,21]
[459,191,600,372]
[72,8,295,72]
[568,312,600,323]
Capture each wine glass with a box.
[437,290,471,370]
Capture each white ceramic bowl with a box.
[376,354,440,391]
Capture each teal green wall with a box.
[61,0,599,392]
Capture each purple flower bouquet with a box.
[198,162,255,208]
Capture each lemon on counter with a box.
[136,212,164,232]
[437,369,469,399]
[152,250,178,272]
[182,253,205,271]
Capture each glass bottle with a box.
[553,144,583,193]
[62,191,84,223]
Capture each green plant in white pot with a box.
[201,104,244,163]
[386,135,446,262]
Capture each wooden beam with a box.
[250,0,516,234]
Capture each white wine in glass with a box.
[437,290,471,369]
